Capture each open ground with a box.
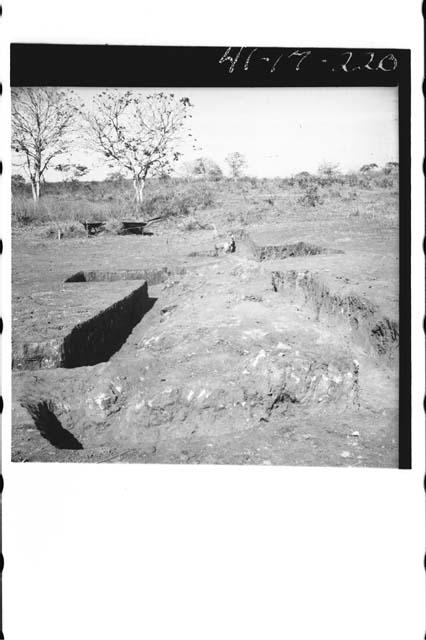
[12,173,399,466]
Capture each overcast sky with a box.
[33,86,398,181]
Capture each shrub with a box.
[374,177,393,189]
[178,215,213,232]
[141,193,191,219]
[346,174,359,187]
[328,189,342,199]
[247,176,259,188]
[188,157,223,181]
[41,221,86,239]
[298,184,323,207]
[341,190,358,202]
[140,184,215,220]
[12,174,26,189]
[295,172,312,188]
[358,178,372,190]
[195,184,215,208]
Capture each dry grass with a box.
[12,171,398,238]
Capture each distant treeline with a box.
[12,163,398,196]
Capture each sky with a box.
[17,86,399,181]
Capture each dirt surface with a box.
[12,210,399,466]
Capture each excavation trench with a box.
[272,270,399,357]
[65,266,186,285]
[23,400,84,450]
[61,286,156,368]
[13,282,155,370]
[243,232,344,261]
[13,259,397,459]
[13,267,187,371]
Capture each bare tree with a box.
[83,90,194,206]
[225,152,247,180]
[12,88,77,201]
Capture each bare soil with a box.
[12,190,399,467]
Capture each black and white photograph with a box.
[10,50,409,467]
[1,2,424,639]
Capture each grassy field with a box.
[12,170,398,236]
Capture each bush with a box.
[374,177,393,189]
[41,221,86,239]
[295,172,312,188]
[341,190,358,202]
[358,178,372,190]
[178,215,213,232]
[188,157,223,181]
[141,193,191,219]
[12,174,26,189]
[328,189,342,199]
[316,173,345,188]
[195,184,215,208]
[346,174,359,187]
[246,176,260,188]
[140,183,215,220]
[298,184,323,207]
[284,177,295,188]
[11,176,219,229]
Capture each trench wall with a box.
[13,281,150,370]
[272,270,399,357]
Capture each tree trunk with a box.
[133,177,145,206]
[31,173,41,202]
